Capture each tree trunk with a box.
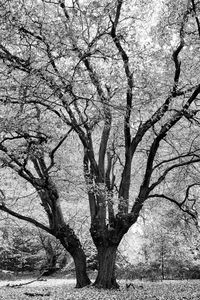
[58,225,91,288]
[93,245,119,289]
[70,247,91,288]
[38,184,91,288]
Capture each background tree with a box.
[1,0,200,289]
[0,220,70,275]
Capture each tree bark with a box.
[58,225,91,288]
[60,244,90,288]
[71,247,91,288]
[93,245,119,289]
[37,183,91,288]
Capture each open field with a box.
[1,279,200,299]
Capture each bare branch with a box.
[148,194,198,222]
[110,0,133,152]
[47,128,73,171]
[172,3,189,95]
[83,148,97,219]
[0,204,52,234]
[153,150,200,170]
[181,183,200,206]
[150,158,200,191]
[191,0,200,38]
[59,0,70,20]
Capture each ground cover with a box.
[0,279,200,299]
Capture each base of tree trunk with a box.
[73,249,91,288]
[93,278,119,289]
[75,276,91,288]
[93,246,119,289]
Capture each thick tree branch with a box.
[110,0,134,213]
[110,0,133,152]
[83,149,97,220]
[81,57,112,181]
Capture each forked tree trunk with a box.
[94,245,119,289]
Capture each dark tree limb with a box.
[191,0,200,38]
[148,194,198,222]
[0,204,52,234]
[48,128,73,171]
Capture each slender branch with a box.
[0,204,52,234]
[181,183,200,205]
[0,142,38,184]
[48,128,73,171]
[172,4,189,95]
[19,27,43,41]
[148,194,198,221]
[59,0,70,20]
[153,151,200,170]
[191,0,200,38]
[0,44,31,72]
[150,158,200,191]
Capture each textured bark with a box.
[94,246,119,289]
[61,244,90,288]
[58,225,91,288]
[71,247,91,288]
[37,183,91,288]
[90,213,131,289]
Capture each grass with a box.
[1,278,200,299]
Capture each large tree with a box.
[1,0,200,289]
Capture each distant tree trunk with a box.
[94,245,119,289]
[41,238,57,276]
[161,243,165,280]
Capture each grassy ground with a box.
[1,278,200,299]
